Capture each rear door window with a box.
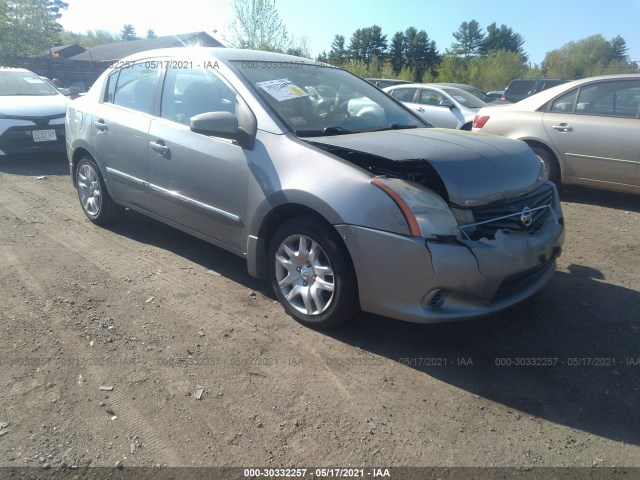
[389,88,417,102]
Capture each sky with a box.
[58,0,640,66]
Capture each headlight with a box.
[370,177,460,239]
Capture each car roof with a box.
[431,82,479,90]
[112,47,321,66]
[384,83,436,89]
[0,67,33,73]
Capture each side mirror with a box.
[190,111,254,149]
[191,111,238,135]
[439,99,454,109]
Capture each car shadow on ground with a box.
[0,153,68,176]
[560,186,640,213]
[103,209,640,445]
[328,263,640,446]
[105,209,264,291]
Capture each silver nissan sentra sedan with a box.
[66,48,565,328]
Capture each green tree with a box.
[404,27,439,81]
[543,34,638,78]
[482,22,526,61]
[120,24,138,41]
[228,0,289,51]
[389,31,405,74]
[348,25,387,65]
[83,29,120,47]
[0,0,67,56]
[147,29,157,39]
[474,50,527,91]
[451,20,484,58]
[368,25,387,61]
[286,36,311,58]
[327,34,347,66]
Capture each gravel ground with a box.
[0,154,638,476]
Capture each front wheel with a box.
[75,156,122,225]
[268,218,359,329]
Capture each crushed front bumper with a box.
[335,220,564,323]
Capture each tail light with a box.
[501,94,506,100]
[473,115,490,129]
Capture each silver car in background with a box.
[66,48,564,328]
[473,74,640,195]
[383,83,488,130]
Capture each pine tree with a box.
[451,20,484,58]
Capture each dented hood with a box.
[309,128,546,207]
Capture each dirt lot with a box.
[0,154,639,474]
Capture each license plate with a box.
[32,129,57,142]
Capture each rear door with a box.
[542,79,640,187]
[91,61,160,209]
[146,65,250,252]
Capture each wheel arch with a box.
[522,139,562,182]
[70,147,95,186]
[248,202,355,283]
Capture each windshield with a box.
[0,71,59,96]
[463,86,494,103]
[440,87,487,109]
[230,61,427,136]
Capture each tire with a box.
[531,146,560,185]
[267,217,359,329]
[75,156,122,225]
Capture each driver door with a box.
[146,66,250,252]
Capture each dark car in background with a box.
[0,67,68,156]
[502,78,568,102]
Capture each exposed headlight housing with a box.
[370,177,460,240]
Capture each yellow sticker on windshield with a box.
[257,78,308,102]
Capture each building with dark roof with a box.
[41,44,87,59]
[69,32,223,62]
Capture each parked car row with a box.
[9,49,637,330]
[64,47,565,328]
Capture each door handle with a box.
[416,107,425,112]
[93,119,108,133]
[150,140,170,158]
[552,123,573,132]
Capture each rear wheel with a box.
[268,218,359,329]
[75,156,123,225]
[531,146,560,185]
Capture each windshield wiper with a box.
[294,126,352,137]
[372,123,419,132]
[322,126,351,135]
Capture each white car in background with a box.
[384,83,488,130]
[0,68,68,156]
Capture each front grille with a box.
[0,125,65,149]
[463,183,555,240]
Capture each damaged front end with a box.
[311,136,565,322]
